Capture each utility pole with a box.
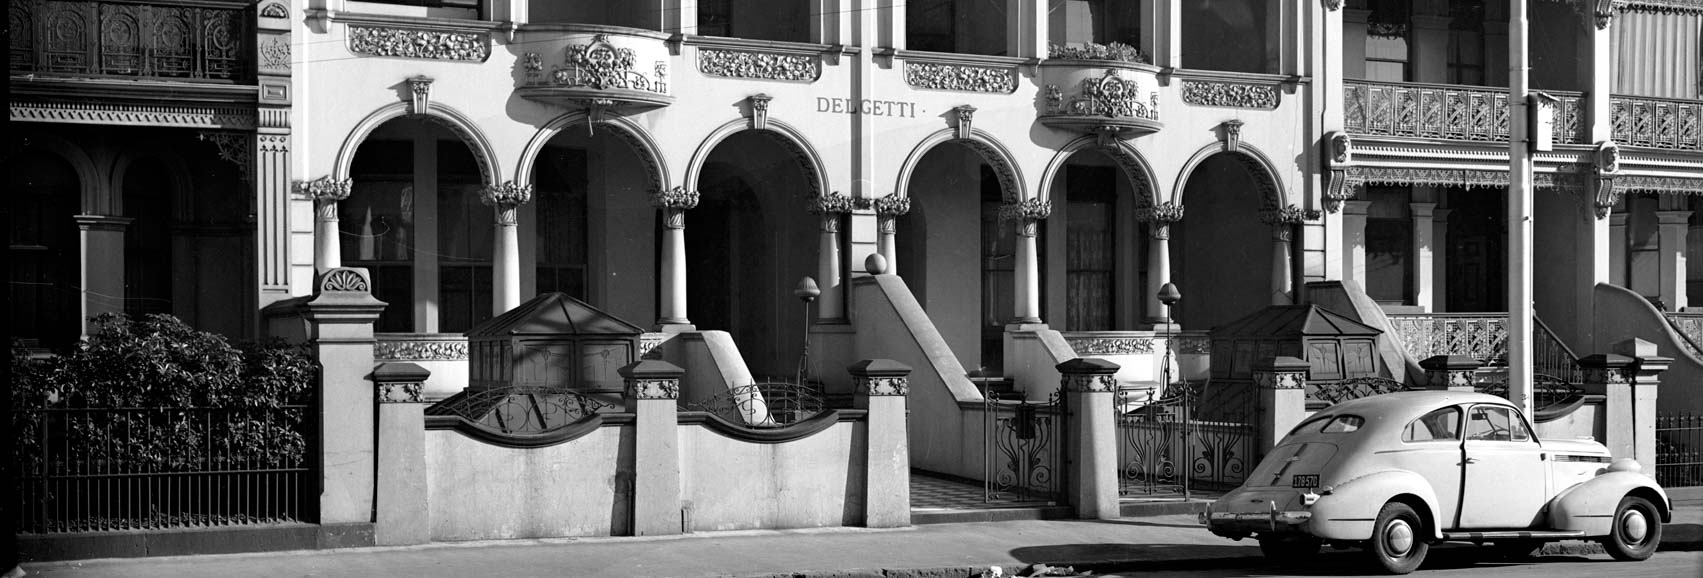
[1508,0,1534,417]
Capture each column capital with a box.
[620,360,684,400]
[294,175,352,202]
[1341,200,1373,216]
[1433,207,1452,223]
[1253,356,1309,389]
[374,362,430,404]
[807,191,856,215]
[73,214,134,231]
[1409,202,1437,218]
[1135,201,1184,224]
[1656,210,1693,226]
[479,181,534,209]
[1000,199,1053,224]
[1419,355,1479,390]
[649,186,700,211]
[872,194,911,216]
[1261,204,1319,226]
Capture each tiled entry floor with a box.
[910,471,997,511]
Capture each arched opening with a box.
[1043,151,1146,331]
[122,160,175,318]
[9,151,82,351]
[529,128,656,326]
[1174,153,1271,331]
[689,131,818,380]
[342,118,489,333]
[897,142,1020,373]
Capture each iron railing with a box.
[1385,313,1583,384]
[984,389,1065,504]
[1310,376,1414,406]
[687,382,826,428]
[1611,95,1703,151]
[426,386,610,434]
[9,0,252,82]
[12,405,309,533]
[1657,411,1703,488]
[1343,80,1585,144]
[1477,374,1585,414]
[1664,312,1703,359]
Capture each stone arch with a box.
[686,118,829,198]
[516,112,670,193]
[20,132,107,215]
[333,101,500,187]
[1035,137,1159,209]
[1171,141,1287,211]
[111,148,196,223]
[894,128,1027,203]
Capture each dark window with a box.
[1065,165,1116,331]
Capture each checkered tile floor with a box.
[909,472,994,511]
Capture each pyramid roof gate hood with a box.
[1211,304,1382,339]
[465,292,645,337]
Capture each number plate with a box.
[1292,474,1319,488]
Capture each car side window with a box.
[1402,407,1460,442]
[1320,415,1364,433]
[1466,406,1528,442]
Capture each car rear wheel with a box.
[1367,502,1429,574]
[1601,495,1661,561]
[1258,535,1320,566]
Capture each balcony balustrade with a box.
[1343,80,1585,145]
[1612,95,1702,151]
[514,27,675,112]
[9,0,251,83]
[1037,58,1163,140]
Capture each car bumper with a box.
[1201,494,1314,538]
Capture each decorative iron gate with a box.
[984,390,1065,504]
[1657,411,1703,488]
[1117,380,1256,499]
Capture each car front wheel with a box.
[1368,502,1429,574]
[1601,495,1661,561]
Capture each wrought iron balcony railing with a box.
[1386,312,1584,384]
[9,0,252,83]
[1344,80,1585,145]
[1612,95,1703,151]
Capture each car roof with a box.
[1309,390,1519,426]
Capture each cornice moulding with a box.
[329,12,504,33]
[889,50,1035,69]
[680,35,850,57]
[12,77,260,104]
[1037,58,1162,75]
[518,23,673,41]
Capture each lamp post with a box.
[1157,281,1183,499]
[794,276,821,386]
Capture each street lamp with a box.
[794,276,821,386]
[1157,282,1181,388]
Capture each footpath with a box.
[19,489,1703,578]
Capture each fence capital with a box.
[1420,355,1479,391]
[1057,357,1120,393]
[1253,356,1309,389]
[374,362,430,404]
[619,360,684,400]
[848,359,911,396]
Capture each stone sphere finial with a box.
[865,253,889,275]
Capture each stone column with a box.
[620,359,684,536]
[1579,352,1636,460]
[1262,206,1311,305]
[849,359,911,528]
[1342,200,1372,290]
[1057,357,1120,520]
[1433,208,1450,312]
[295,176,351,273]
[651,188,698,330]
[810,193,854,323]
[1005,200,1051,325]
[1658,210,1691,311]
[1138,203,1183,328]
[1411,202,1437,311]
[374,362,430,546]
[1610,212,1629,286]
[873,196,910,274]
[1254,356,1309,453]
[480,182,533,316]
[1420,355,1479,392]
[301,267,387,530]
[74,215,130,334]
[1611,339,1667,469]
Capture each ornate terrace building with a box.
[9,1,1703,403]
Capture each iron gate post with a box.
[621,360,685,536]
[1059,358,1121,519]
[1254,357,1310,455]
[850,359,912,527]
[374,362,431,546]
[1421,355,1480,392]
[301,267,386,535]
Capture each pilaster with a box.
[301,267,387,527]
[1341,200,1371,290]
[1658,210,1691,312]
[74,215,132,334]
[1433,208,1450,312]
[256,2,293,313]
[1411,202,1437,311]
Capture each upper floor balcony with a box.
[9,0,254,84]
[1343,79,1701,152]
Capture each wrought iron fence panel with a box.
[686,382,825,428]
[11,0,251,82]
[1385,314,1507,365]
[426,385,611,433]
[1664,313,1703,359]
[1116,386,1189,498]
[1657,411,1703,488]
[984,391,1064,504]
[12,405,309,533]
[1612,95,1703,151]
[1310,376,1414,406]
[1477,374,1583,413]
[1190,417,1254,489]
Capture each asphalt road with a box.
[1098,549,1703,577]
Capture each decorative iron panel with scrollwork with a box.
[1477,374,1584,413]
[1387,314,1508,365]
[1344,81,1586,145]
[1309,376,1414,406]
[985,390,1065,504]
[10,0,250,82]
[426,386,610,434]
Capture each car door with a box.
[1458,404,1548,529]
[1391,406,1465,529]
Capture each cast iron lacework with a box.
[10,0,250,81]
[686,382,825,428]
[426,386,610,434]
[985,390,1064,504]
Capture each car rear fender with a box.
[1310,470,1442,541]
[1547,469,1671,535]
